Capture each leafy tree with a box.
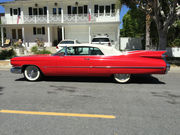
[121,0,180,50]
[121,8,145,38]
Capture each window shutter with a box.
[29,7,32,15]
[94,5,98,13]
[18,8,21,16]
[33,27,36,35]
[44,7,47,15]
[67,6,71,14]
[42,27,45,35]
[111,4,115,13]
[10,8,13,16]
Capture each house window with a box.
[67,6,71,14]
[78,6,83,14]
[39,8,43,15]
[99,6,104,14]
[13,9,18,15]
[37,28,42,34]
[94,5,98,13]
[53,8,57,15]
[72,7,77,14]
[12,29,16,39]
[33,8,38,15]
[33,27,45,35]
[84,5,88,14]
[105,6,110,13]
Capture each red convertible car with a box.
[10,44,170,83]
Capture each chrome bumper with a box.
[10,67,22,74]
[165,63,170,74]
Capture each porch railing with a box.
[1,13,118,24]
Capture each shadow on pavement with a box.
[15,74,165,84]
[130,74,165,84]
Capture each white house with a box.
[0,0,120,48]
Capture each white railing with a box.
[1,13,118,24]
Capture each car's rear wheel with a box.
[114,74,131,83]
[24,66,41,81]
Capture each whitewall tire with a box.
[24,66,41,81]
[114,74,131,83]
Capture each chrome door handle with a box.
[84,58,90,60]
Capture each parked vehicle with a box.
[10,44,170,83]
[56,39,81,51]
[92,35,112,46]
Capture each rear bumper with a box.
[10,67,22,74]
[165,63,170,74]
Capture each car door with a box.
[88,47,111,76]
[56,46,91,76]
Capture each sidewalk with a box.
[0,60,179,72]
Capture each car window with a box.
[60,41,74,44]
[89,47,104,55]
[53,46,66,56]
[92,38,110,42]
[67,47,104,56]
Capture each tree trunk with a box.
[145,14,151,50]
[158,30,167,50]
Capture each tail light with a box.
[56,46,59,49]
[108,42,111,46]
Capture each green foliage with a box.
[31,46,51,54]
[0,49,16,60]
[120,8,145,37]
[31,46,38,54]
[36,49,51,54]
[168,20,180,47]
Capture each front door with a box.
[18,29,22,39]
[57,28,62,43]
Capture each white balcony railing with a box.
[1,13,118,24]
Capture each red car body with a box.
[10,45,170,83]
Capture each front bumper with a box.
[10,67,22,74]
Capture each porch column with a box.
[47,26,51,46]
[117,25,120,50]
[21,7,24,23]
[1,27,4,47]
[61,8,64,23]
[22,26,25,46]
[47,5,49,23]
[88,25,91,44]
[62,26,64,40]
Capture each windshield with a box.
[92,38,110,42]
[60,41,74,44]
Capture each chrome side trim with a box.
[43,66,165,69]
[10,67,22,74]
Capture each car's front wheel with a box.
[24,66,41,81]
[114,74,131,83]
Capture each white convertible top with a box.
[58,43,123,56]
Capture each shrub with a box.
[168,39,180,47]
[31,46,38,54]
[0,49,16,60]
[31,46,51,54]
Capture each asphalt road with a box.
[0,70,180,135]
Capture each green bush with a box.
[168,38,180,47]
[0,49,16,60]
[31,46,51,54]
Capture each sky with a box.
[0,0,129,29]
